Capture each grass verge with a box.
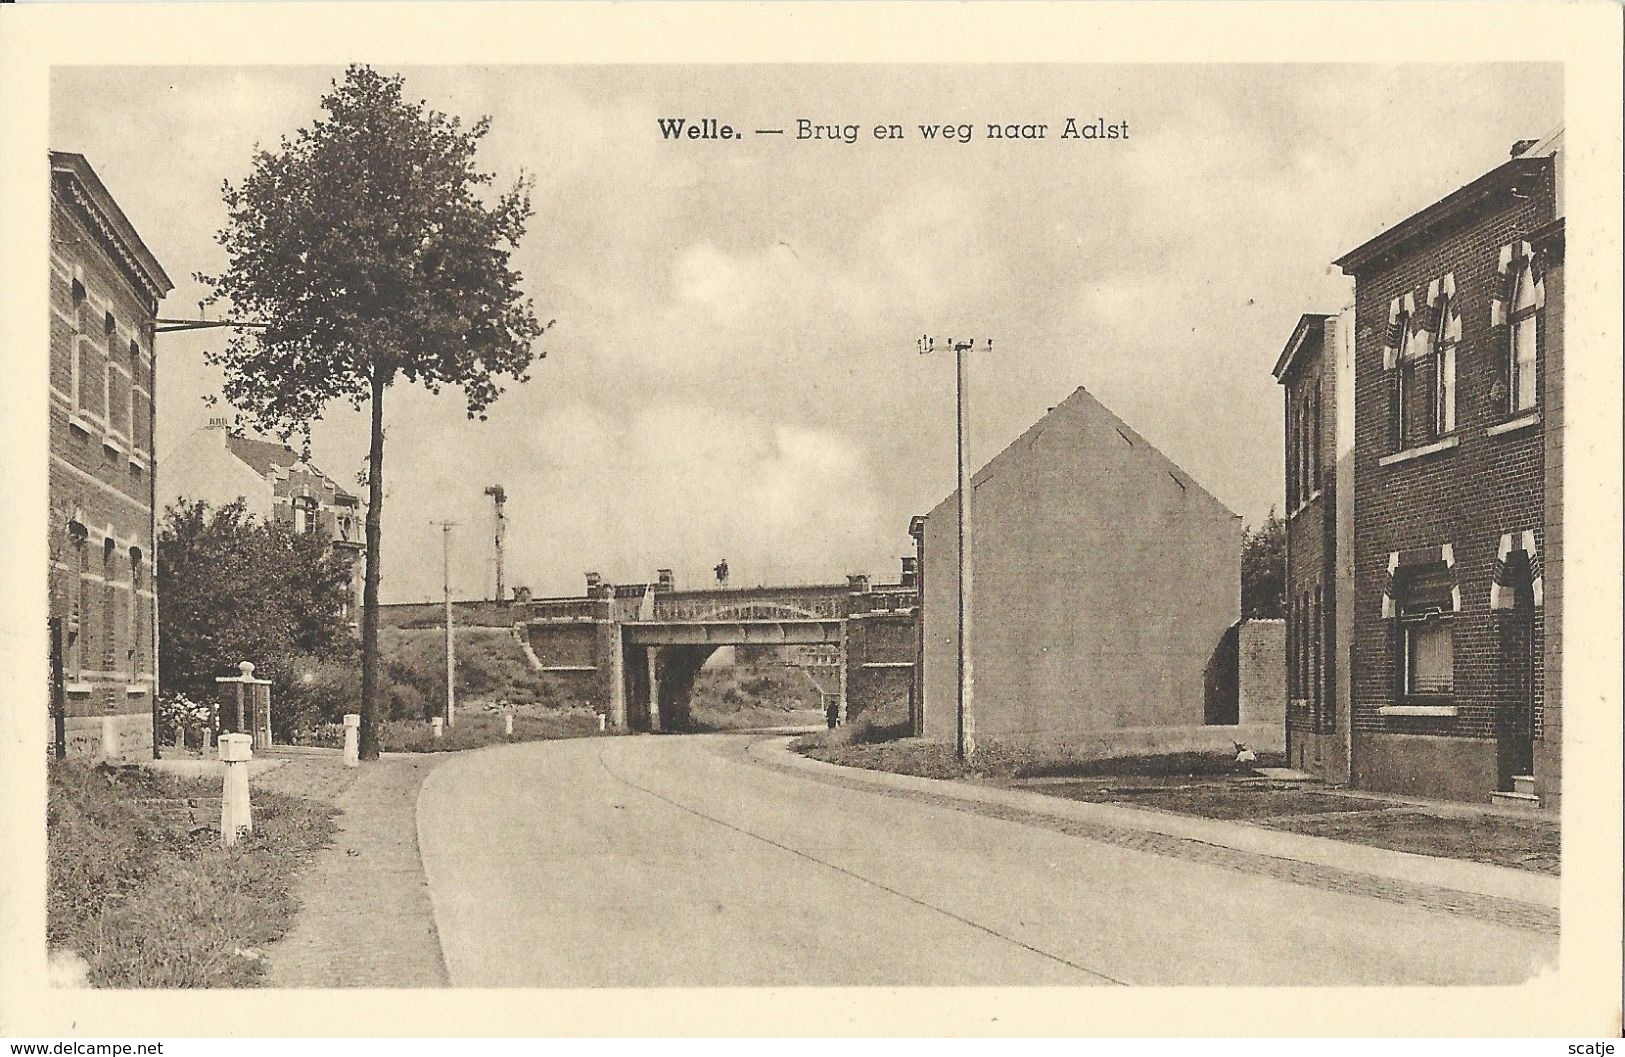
[792,718,1274,781]
[48,759,337,987]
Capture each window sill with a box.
[65,682,95,696]
[1486,411,1540,438]
[1287,489,1323,521]
[67,413,97,436]
[1378,434,1460,468]
[1379,704,1458,718]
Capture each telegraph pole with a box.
[484,484,507,603]
[919,335,992,759]
[435,520,459,728]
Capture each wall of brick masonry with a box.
[1534,222,1563,809]
[48,195,162,748]
[1348,160,1553,802]
[844,609,916,724]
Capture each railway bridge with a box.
[517,571,919,731]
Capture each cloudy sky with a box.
[51,64,1560,603]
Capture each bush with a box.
[272,651,362,742]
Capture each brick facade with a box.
[47,153,173,757]
[1336,135,1560,805]
[1274,311,1355,782]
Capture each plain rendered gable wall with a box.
[922,390,1240,744]
[160,429,274,520]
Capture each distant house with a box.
[1333,127,1562,808]
[47,151,175,758]
[162,420,366,628]
[1272,308,1356,782]
[915,386,1246,750]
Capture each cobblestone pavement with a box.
[737,739,1559,936]
[264,755,448,987]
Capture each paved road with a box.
[416,734,1558,987]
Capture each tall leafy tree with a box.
[1241,508,1287,620]
[202,66,547,758]
[157,499,355,703]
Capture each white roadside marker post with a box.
[503,706,514,736]
[218,733,253,847]
[343,713,361,767]
[430,716,444,739]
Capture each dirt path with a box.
[264,754,448,987]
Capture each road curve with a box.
[415,733,1556,987]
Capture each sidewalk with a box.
[748,737,1558,932]
[263,753,448,987]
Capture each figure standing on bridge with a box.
[714,558,729,588]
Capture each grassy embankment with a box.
[300,626,610,752]
[47,760,337,987]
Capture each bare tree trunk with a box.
[359,367,387,760]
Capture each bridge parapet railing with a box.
[650,592,846,623]
[851,587,919,616]
[525,597,600,622]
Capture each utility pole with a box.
[919,335,992,759]
[435,520,459,728]
[484,484,507,603]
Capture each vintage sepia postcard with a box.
[1,0,1620,1041]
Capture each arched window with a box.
[1433,291,1458,435]
[1509,260,1539,412]
[129,548,144,678]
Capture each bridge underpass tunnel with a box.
[635,644,716,733]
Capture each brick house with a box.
[1335,128,1562,808]
[162,420,366,629]
[916,386,1245,749]
[1272,307,1356,782]
[47,152,174,757]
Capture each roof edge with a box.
[1272,313,1334,381]
[51,151,174,299]
[1334,154,1550,276]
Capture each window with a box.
[130,550,143,678]
[70,274,87,418]
[293,495,318,535]
[1404,620,1453,695]
[72,533,89,677]
[1433,293,1457,434]
[1509,261,1539,412]
[1397,563,1454,699]
[1395,311,1419,447]
[102,541,116,676]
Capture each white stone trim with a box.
[1378,704,1459,718]
[1377,434,1460,467]
[1487,411,1541,437]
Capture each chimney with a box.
[847,573,870,593]
[900,556,918,588]
[1509,138,1538,158]
[584,571,601,597]
[656,568,675,591]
